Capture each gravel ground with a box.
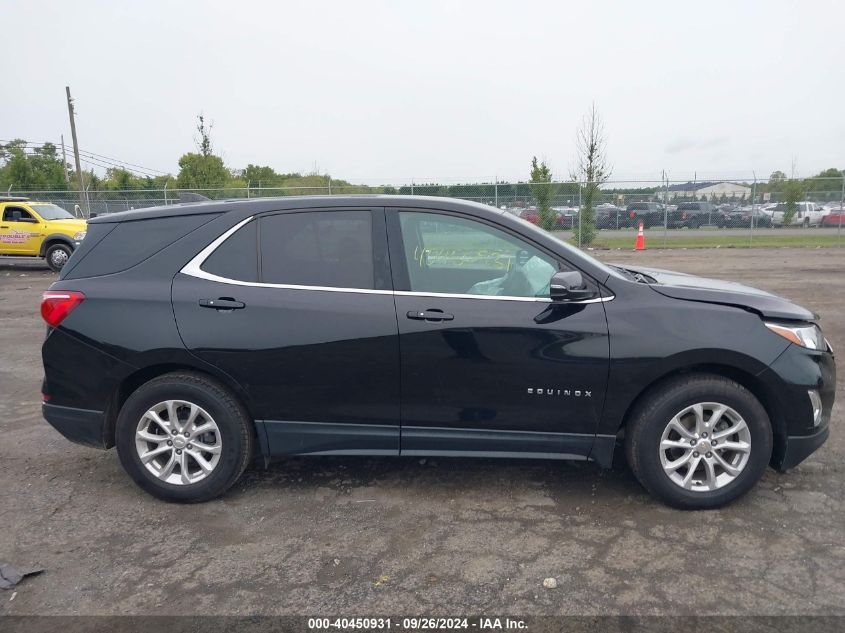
[0,247,843,616]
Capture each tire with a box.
[45,243,73,272]
[624,373,772,510]
[803,218,810,228]
[115,371,254,503]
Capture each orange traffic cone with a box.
[635,222,645,250]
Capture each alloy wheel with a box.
[658,402,751,492]
[134,400,222,485]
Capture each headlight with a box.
[765,322,824,350]
[73,231,87,241]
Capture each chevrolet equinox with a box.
[40,196,835,508]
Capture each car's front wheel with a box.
[45,243,72,272]
[625,374,772,509]
[115,372,254,502]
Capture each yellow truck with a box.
[0,197,87,272]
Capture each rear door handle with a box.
[199,298,245,310]
[407,309,454,322]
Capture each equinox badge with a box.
[527,388,592,397]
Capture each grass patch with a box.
[585,233,845,249]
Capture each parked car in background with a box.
[729,207,774,228]
[0,196,87,272]
[520,207,578,230]
[625,202,664,228]
[714,205,739,228]
[821,205,845,228]
[518,207,539,224]
[668,202,718,228]
[595,204,626,229]
[552,207,578,230]
[771,202,823,228]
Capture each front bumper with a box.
[763,343,835,470]
[43,402,107,449]
[779,425,830,471]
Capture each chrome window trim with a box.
[180,215,614,305]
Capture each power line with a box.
[0,139,170,176]
[77,156,163,180]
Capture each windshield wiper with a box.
[611,265,654,284]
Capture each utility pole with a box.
[65,86,86,215]
[60,134,70,183]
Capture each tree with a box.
[781,179,805,225]
[806,167,844,199]
[768,170,786,189]
[195,115,213,157]
[242,164,282,187]
[0,139,67,191]
[104,167,138,191]
[176,153,228,189]
[570,103,611,245]
[529,157,557,230]
[176,115,229,189]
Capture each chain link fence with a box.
[8,175,845,249]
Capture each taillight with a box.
[41,291,85,328]
[682,212,687,219]
[629,211,635,218]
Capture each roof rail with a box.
[0,196,31,202]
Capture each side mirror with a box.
[550,271,597,302]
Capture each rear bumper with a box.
[43,402,107,449]
[778,425,830,471]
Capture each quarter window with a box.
[260,211,374,289]
[398,212,559,298]
[201,220,258,282]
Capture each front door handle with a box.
[199,298,245,310]
[407,309,454,322]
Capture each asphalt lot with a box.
[0,248,843,616]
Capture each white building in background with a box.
[667,181,752,199]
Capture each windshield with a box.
[29,203,75,220]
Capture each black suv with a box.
[625,202,664,228]
[40,196,835,508]
[669,202,718,228]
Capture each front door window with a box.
[398,212,559,298]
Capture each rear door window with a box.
[201,220,258,282]
[259,211,374,289]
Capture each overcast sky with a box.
[2,0,843,184]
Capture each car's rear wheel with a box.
[116,372,253,503]
[625,373,772,509]
[45,243,72,272]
